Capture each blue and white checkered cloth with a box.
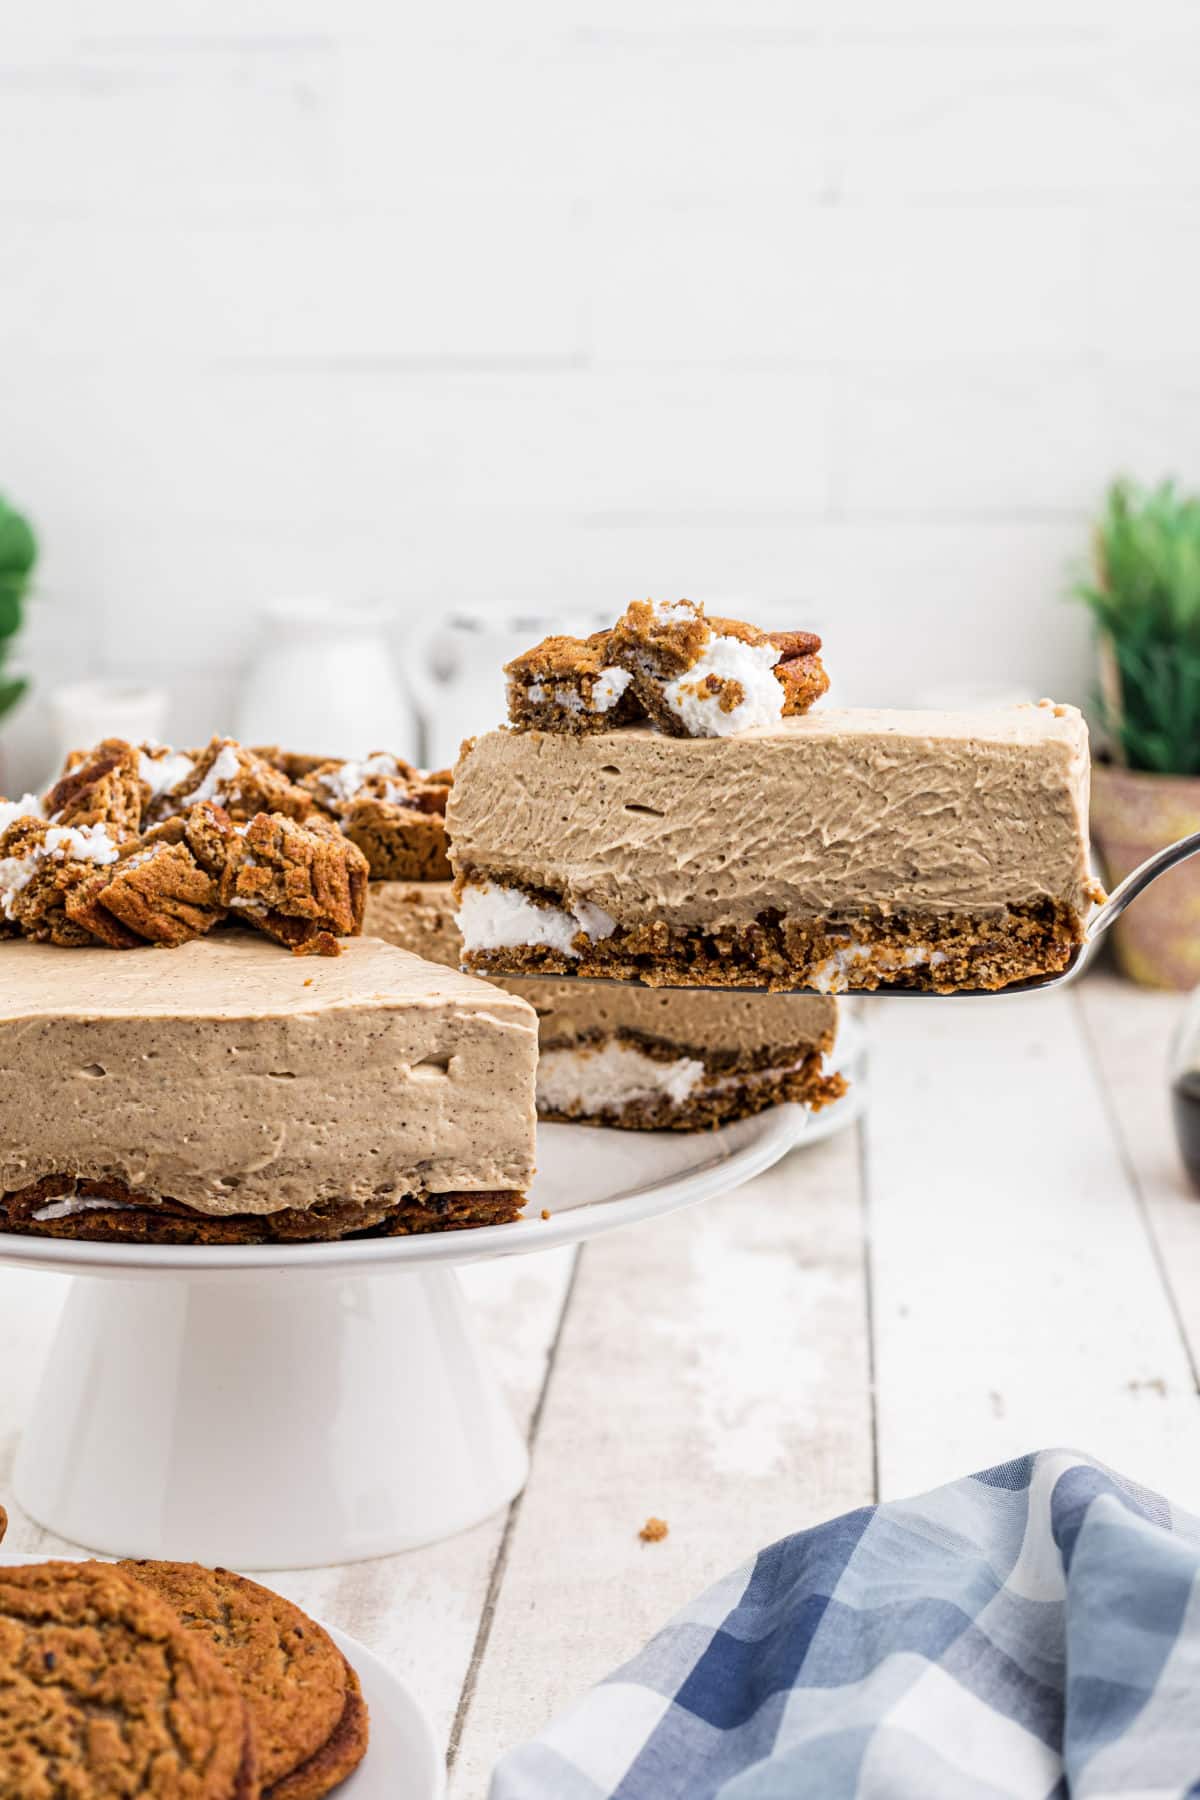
[491,1449,1200,1800]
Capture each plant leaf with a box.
[0,672,28,724]
[0,498,36,583]
[0,587,23,640]
[1071,477,1200,771]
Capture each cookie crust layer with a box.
[0,1175,525,1242]
[458,879,1083,993]
[536,1033,845,1130]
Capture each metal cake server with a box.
[495,828,1200,999]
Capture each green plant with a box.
[0,495,37,727]
[1074,478,1200,775]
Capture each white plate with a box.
[0,1103,810,1278]
[0,1553,444,1800]
[326,1625,444,1800]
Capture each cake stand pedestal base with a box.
[13,1266,528,1569]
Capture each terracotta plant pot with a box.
[1091,763,1200,989]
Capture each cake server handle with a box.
[1085,828,1200,949]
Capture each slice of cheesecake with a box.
[0,932,537,1242]
[363,878,845,1127]
[447,703,1100,994]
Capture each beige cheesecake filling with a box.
[447,704,1097,926]
[0,932,538,1220]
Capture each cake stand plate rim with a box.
[0,1103,811,1278]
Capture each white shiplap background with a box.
[4,0,1200,786]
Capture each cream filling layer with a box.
[535,1038,812,1117]
[809,943,948,993]
[32,1196,137,1221]
[526,666,632,716]
[0,794,44,836]
[458,881,617,959]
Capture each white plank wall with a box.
[7,3,1200,784]
[5,973,1200,1790]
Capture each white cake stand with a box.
[0,1106,814,1570]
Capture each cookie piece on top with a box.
[504,599,828,739]
[0,1559,257,1800]
[505,633,639,735]
[122,1562,367,1800]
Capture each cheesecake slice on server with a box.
[447,598,1101,995]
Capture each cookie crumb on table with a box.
[541,1208,551,1220]
[639,1516,669,1543]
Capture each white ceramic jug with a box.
[235,598,417,762]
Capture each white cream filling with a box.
[0,793,44,836]
[0,822,118,920]
[458,881,617,959]
[317,750,404,810]
[180,743,242,807]
[537,1041,705,1112]
[591,666,632,712]
[662,634,783,737]
[809,943,948,994]
[536,1041,815,1116]
[139,748,195,802]
[32,1196,135,1222]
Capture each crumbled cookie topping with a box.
[505,599,828,738]
[300,751,453,880]
[45,738,145,838]
[219,810,368,948]
[158,735,313,825]
[0,733,387,955]
[503,633,640,736]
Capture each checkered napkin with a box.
[490,1449,1200,1800]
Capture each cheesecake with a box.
[363,878,845,1128]
[0,933,537,1243]
[448,700,1100,994]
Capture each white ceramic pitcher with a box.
[235,598,417,762]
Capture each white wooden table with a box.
[3,971,1198,1796]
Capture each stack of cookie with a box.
[0,1553,369,1799]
